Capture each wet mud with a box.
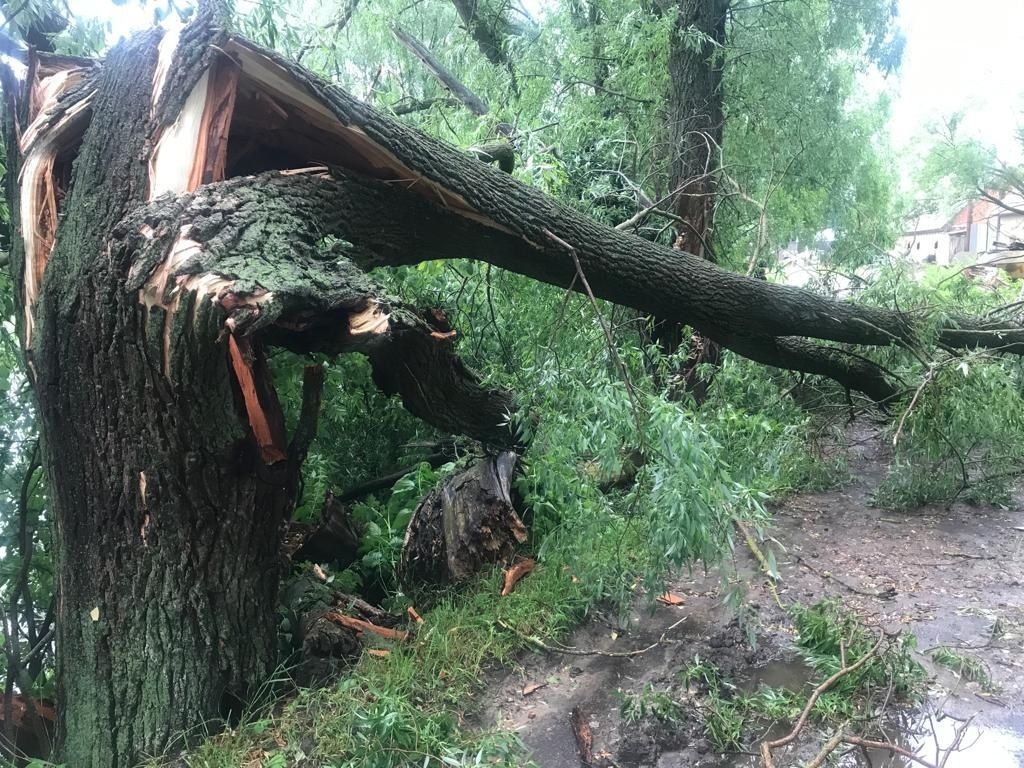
[483,428,1024,767]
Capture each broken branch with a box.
[760,632,885,768]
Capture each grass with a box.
[930,647,998,692]
[167,521,643,768]
[627,600,929,753]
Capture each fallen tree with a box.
[3,6,1023,766]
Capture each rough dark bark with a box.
[666,0,726,259]
[450,0,509,69]
[264,168,1021,389]
[2,17,515,765]
[3,14,1022,766]
[399,452,526,585]
[653,0,728,401]
[8,30,298,766]
[247,50,1022,355]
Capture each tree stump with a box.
[400,452,527,584]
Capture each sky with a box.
[890,0,1024,162]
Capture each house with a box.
[896,193,1024,271]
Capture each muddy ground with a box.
[483,428,1024,767]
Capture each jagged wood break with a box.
[5,8,1024,767]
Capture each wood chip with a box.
[656,592,686,606]
[324,611,410,642]
[500,558,536,596]
[407,606,424,624]
[522,682,547,696]
[571,706,596,767]
[366,649,390,658]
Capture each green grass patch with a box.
[930,646,997,692]
[168,521,642,768]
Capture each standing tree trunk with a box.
[651,0,728,401]
[3,12,512,765]
[6,28,297,765]
[2,8,1019,766]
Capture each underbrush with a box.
[168,522,637,768]
[874,351,1024,508]
[621,599,926,753]
[167,347,848,767]
[860,266,1024,509]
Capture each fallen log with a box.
[279,571,405,686]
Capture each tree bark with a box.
[3,15,1021,766]
[2,17,512,765]
[653,0,728,401]
[450,0,509,69]
[400,452,525,585]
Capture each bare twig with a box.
[497,615,688,658]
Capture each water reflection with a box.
[862,713,1024,768]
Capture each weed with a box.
[618,684,684,724]
[930,647,998,692]
[654,602,927,754]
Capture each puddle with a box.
[737,658,813,693]
[860,714,1024,768]
[720,660,1024,768]
[718,712,1024,768]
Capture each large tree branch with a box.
[215,42,1024,357]
[253,162,1024,359]
[118,170,517,446]
[390,25,489,115]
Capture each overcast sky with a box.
[890,0,1024,161]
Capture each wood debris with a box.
[501,557,536,596]
[656,592,685,606]
[324,611,409,642]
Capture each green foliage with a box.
[930,647,997,692]
[618,683,684,724]
[163,524,639,768]
[791,599,925,703]
[349,460,454,597]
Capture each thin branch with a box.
[760,632,885,768]
[391,25,489,115]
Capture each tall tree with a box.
[0,4,1014,766]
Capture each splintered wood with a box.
[500,558,536,596]
[149,56,240,198]
[324,611,410,642]
[570,707,597,768]
[227,335,287,464]
[19,59,93,348]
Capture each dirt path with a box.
[483,429,1024,767]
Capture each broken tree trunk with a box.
[400,452,526,585]
[212,48,1024,359]
[3,9,1021,765]
[2,14,513,766]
